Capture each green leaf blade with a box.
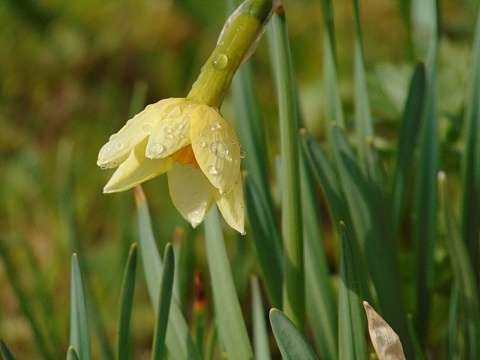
[70,254,91,360]
[268,9,305,330]
[134,186,200,360]
[152,244,175,360]
[205,206,254,360]
[244,176,283,308]
[251,276,271,360]
[439,173,480,358]
[116,243,138,360]
[391,62,426,232]
[338,223,366,360]
[270,308,318,360]
[461,9,480,282]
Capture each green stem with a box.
[187,0,274,108]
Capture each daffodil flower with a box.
[97,0,278,233]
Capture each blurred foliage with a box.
[0,0,479,358]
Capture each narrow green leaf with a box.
[251,276,271,360]
[406,314,426,360]
[244,176,283,308]
[438,172,480,359]
[301,131,346,224]
[300,148,338,359]
[204,206,254,360]
[328,125,381,291]
[350,0,373,169]
[232,59,274,207]
[391,63,426,232]
[461,8,480,282]
[70,254,91,360]
[318,0,344,126]
[134,186,200,360]
[322,33,344,126]
[329,124,412,351]
[448,283,459,359]
[116,243,138,360]
[0,339,16,360]
[152,244,175,360]
[411,0,438,347]
[338,223,366,360]
[268,9,305,330]
[66,346,80,360]
[270,308,318,360]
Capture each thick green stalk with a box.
[187,0,274,108]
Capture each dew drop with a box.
[208,165,218,175]
[164,127,173,134]
[167,106,181,118]
[141,123,153,134]
[175,123,184,131]
[199,141,207,148]
[101,166,107,170]
[148,143,165,156]
[212,54,229,70]
[103,145,113,154]
[212,119,221,129]
[210,141,229,158]
[241,230,247,236]
[240,150,247,159]
[116,142,124,149]
[165,134,175,140]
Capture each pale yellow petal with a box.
[215,177,245,234]
[145,100,197,159]
[168,163,214,228]
[103,139,173,193]
[363,301,406,360]
[98,98,184,168]
[190,105,241,194]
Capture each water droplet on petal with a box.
[141,123,153,134]
[164,127,173,134]
[116,142,124,149]
[165,134,175,140]
[103,145,113,155]
[101,166,107,170]
[208,165,218,175]
[212,54,229,70]
[199,141,207,148]
[240,151,247,159]
[167,106,181,118]
[210,141,229,159]
[241,230,247,236]
[148,143,165,157]
[212,119,221,129]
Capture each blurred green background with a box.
[0,0,478,358]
